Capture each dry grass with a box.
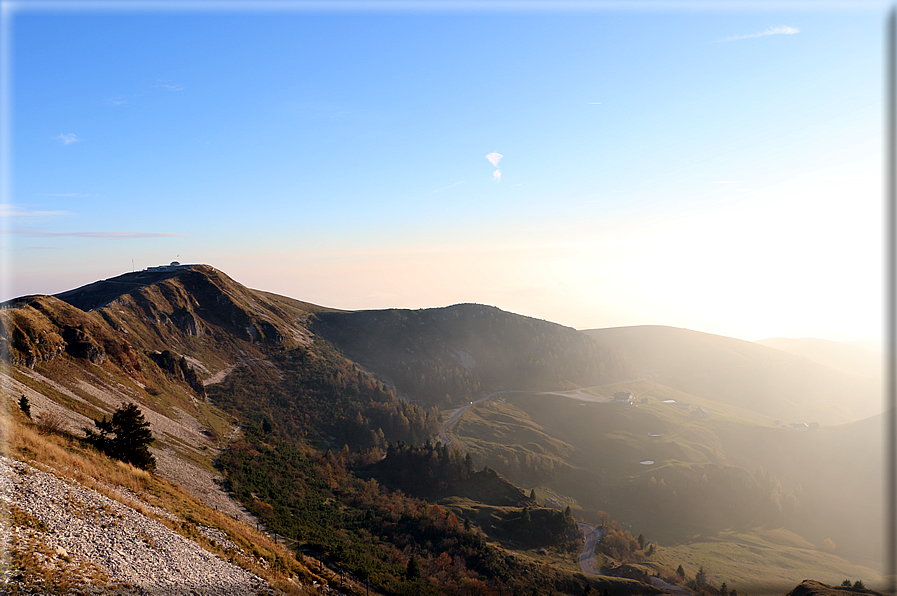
[3,403,322,595]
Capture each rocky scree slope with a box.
[1,456,273,595]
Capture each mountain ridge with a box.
[1,266,887,594]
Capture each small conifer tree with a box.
[84,402,156,470]
[18,395,31,418]
[695,566,707,589]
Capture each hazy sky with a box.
[1,1,888,343]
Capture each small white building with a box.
[146,262,189,272]
[613,392,634,404]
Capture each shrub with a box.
[36,411,66,435]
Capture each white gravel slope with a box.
[0,456,272,595]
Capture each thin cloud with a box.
[431,181,465,194]
[155,80,184,91]
[5,230,186,238]
[493,170,502,182]
[55,133,79,145]
[720,26,799,42]
[0,204,68,217]
[587,102,601,105]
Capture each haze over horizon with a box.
[1,1,887,345]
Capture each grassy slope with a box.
[653,529,885,595]
[449,389,885,589]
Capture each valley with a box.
[0,265,889,595]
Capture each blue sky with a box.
[1,1,888,342]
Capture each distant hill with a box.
[312,304,639,408]
[582,325,881,425]
[842,339,882,354]
[755,337,882,380]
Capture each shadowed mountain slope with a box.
[312,304,639,408]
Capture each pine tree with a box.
[463,453,475,475]
[695,566,707,589]
[84,403,156,470]
[18,395,31,418]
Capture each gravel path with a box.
[0,456,272,595]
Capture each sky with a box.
[0,1,889,344]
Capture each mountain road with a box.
[577,522,605,575]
